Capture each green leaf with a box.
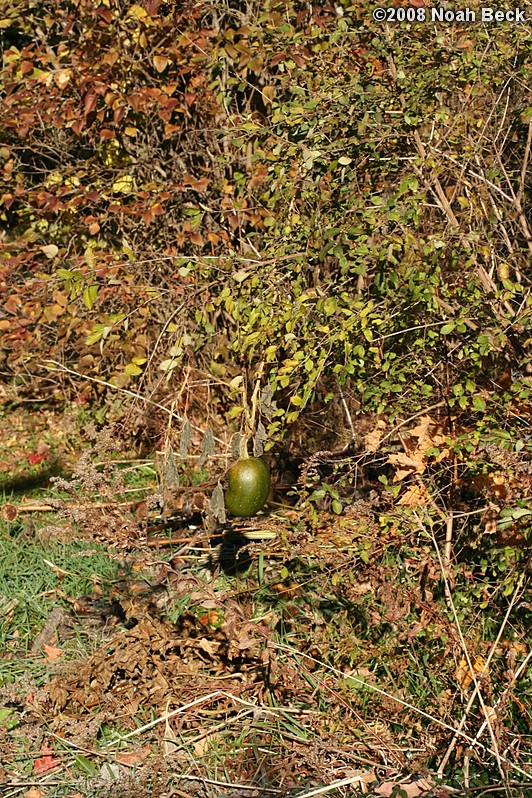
[472,395,486,411]
[83,284,98,310]
[440,322,455,334]
[344,674,370,692]
[124,363,142,376]
[323,297,337,316]
[0,708,18,729]
[73,754,99,776]
[85,324,108,346]
[159,359,179,372]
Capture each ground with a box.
[0,401,530,798]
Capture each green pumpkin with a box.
[224,457,271,517]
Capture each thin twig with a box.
[107,691,296,746]
[517,117,532,208]
[171,773,283,794]
[145,535,203,548]
[444,512,454,566]
[3,498,144,517]
[294,774,371,798]
[107,692,225,744]
[336,379,356,442]
[471,648,532,749]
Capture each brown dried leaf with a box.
[1,504,17,522]
[388,451,425,481]
[259,384,277,421]
[376,777,435,797]
[388,417,450,480]
[209,483,226,524]
[482,505,500,535]
[198,637,221,656]
[231,432,244,460]
[116,746,151,766]
[365,419,386,453]
[162,713,179,756]
[179,417,193,457]
[398,483,429,507]
[253,421,268,457]
[42,643,63,662]
[198,426,215,466]
[161,445,179,489]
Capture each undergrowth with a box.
[0,434,530,796]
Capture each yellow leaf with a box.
[128,4,148,19]
[153,55,170,73]
[262,85,275,102]
[455,655,485,691]
[112,175,134,194]
[83,285,98,310]
[54,69,72,89]
[41,244,58,259]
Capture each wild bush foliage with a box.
[1,0,530,445]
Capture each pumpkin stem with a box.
[239,435,250,459]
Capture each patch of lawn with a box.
[0,517,121,685]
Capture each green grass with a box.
[0,517,120,684]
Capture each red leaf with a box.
[84,91,97,116]
[270,53,287,67]
[28,442,49,466]
[28,451,47,465]
[95,6,113,23]
[34,746,60,774]
[113,105,126,123]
